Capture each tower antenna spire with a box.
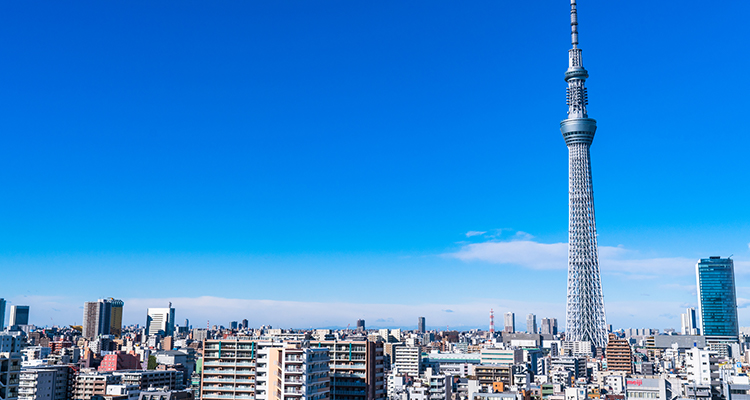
[570,0,579,48]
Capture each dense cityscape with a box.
[0,256,745,400]
[1,1,746,400]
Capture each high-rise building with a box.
[605,334,632,373]
[230,321,238,330]
[110,299,124,338]
[504,312,515,333]
[310,340,386,400]
[241,319,248,329]
[9,305,30,327]
[0,299,5,330]
[681,308,700,336]
[418,317,426,334]
[561,0,608,348]
[18,365,74,400]
[696,257,739,341]
[526,314,537,334]
[146,305,176,336]
[201,339,329,400]
[82,302,103,339]
[541,318,558,335]
[83,299,118,339]
[356,319,366,332]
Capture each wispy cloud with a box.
[737,298,750,309]
[120,297,568,329]
[446,237,702,277]
[449,240,567,270]
[465,231,487,238]
[15,294,721,332]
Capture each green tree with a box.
[147,355,157,370]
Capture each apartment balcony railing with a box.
[201,394,236,399]
[235,370,256,376]
[333,381,365,387]
[332,389,366,396]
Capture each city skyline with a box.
[1,1,750,330]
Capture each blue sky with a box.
[1,1,749,331]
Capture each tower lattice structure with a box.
[561,0,607,349]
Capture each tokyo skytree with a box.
[561,0,607,348]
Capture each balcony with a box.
[235,370,256,376]
[332,389,366,396]
[204,369,236,375]
[334,381,365,387]
[331,373,366,379]
[202,394,236,399]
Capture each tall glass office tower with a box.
[696,257,739,340]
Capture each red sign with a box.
[627,380,643,386]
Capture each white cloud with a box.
[513,231,534,240]
[120,297,722,332]
[12,294,733,332]
[738,298,750,309]
[465,231,486,237]
[449,240,567,270]
[446,239,699,277]
[120,296,568,329]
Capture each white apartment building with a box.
[394,347,420,377]
[686,348,720,387]
[422,368,452,400]
[201,339,330,400]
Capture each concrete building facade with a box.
[310,340,385,400]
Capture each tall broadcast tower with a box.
[561,0,607,348]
